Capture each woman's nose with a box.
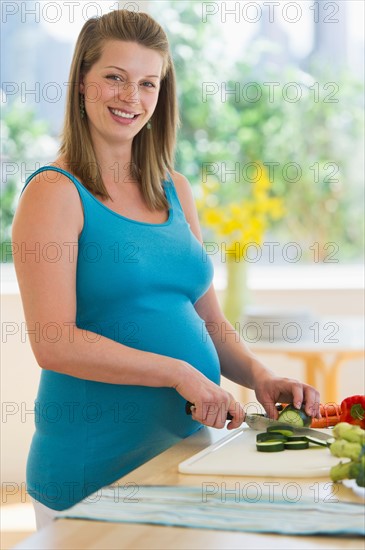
[118,82,140,103]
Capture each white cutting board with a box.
[179,426,339,477]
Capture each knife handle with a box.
[185,401,234,421]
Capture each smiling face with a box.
[80,40,163,147]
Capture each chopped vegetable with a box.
[349,460,364,481]
[340,395,365,429]
[305,436,329,447]
[256,433,288,442]
[284,440,309,450]
[355,463,365,487]
[329,422,365,488]
[286,435,308,442]
[255,427,330,453]
[330,461,355,482]
[332,422,365,445]
[256,441,285,452]
[330,439,362,461]
[278,404,311,427]
[267,425,294,437]
[310,403,342,428]
[278,402,342,429]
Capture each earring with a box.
[147,120,152,130]
[80,94,85,119]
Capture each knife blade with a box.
[245,414,333,441]
[185,401,332,442]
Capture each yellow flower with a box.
[253,162,271,192]
[202,209,224,227]
[221,219,241,236]
[197,162,284,254]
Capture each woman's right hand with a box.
[173,361,245,430]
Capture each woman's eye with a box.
[106,75,123,82]
[141,81,156,88]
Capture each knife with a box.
[185,401,333,442]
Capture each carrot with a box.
[310,403,341,428]
[277,402,342,428]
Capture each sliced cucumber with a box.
[284,440,309,450]
[305,436,329,447]
[286,435,308,442]
[267,424,294,437]
[278,404,311,427]
[256,432,288,442]
[256,441,285,452]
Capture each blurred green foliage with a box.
[1,2,364,263]
[153,1,364,262]
[1,104,49,262]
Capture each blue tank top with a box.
[23,166,220,511]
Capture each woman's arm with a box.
[11,170,243,429]
[199,301,319,419]
[172,170,320,419]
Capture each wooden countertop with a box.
[14,426,365,550]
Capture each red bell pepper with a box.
[340,395,365,428]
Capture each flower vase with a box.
[223,258,248,325]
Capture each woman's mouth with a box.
[108,108,141,124]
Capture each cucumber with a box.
[305,436,329,447]
[267,424,294,437]
[256,432,288,442]
[256,441,285,452]
[278,404,311,427]
[255,414,329,453]
[284,440,309,450]
[286,435,308,442]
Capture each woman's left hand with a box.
[254,373,321,420]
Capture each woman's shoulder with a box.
[169,169,190,187]
[16,157,84,233]
[23,157,84,197]
[168,170,198,228]
[168,169,193,201]
[26,157,77,184]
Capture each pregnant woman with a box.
[12,9,320,528]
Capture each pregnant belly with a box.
[78,303,221,385]
[28,302,221,511]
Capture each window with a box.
[1,1,364,269]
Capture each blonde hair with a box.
[59,10,179,210]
